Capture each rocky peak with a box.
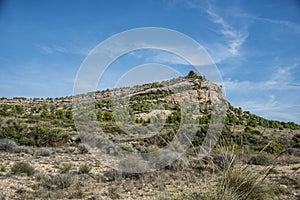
[187,70,200,77]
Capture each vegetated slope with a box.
[0,71,298,150]
[0,71,300,200]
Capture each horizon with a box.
[0,0,300,124]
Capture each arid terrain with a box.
[0,72,299,199]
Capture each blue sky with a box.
[0,0,300,123]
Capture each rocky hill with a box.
[0,71,299,199]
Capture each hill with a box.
[0,71,299,199]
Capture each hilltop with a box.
[0,71,299,199]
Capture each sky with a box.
[0,0,300,123]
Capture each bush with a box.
[244,126,253,132]
[11,162,35,176]
[0,139,17,152]
[265,143,285,154]
[249,154,270,166]
[118,156,147,177]
[66,146,76,153]
[78,164,92,174]
[36,148,52,156]
[59,163,72,173]
[0,163,7,172]
[108,185,120,199]
[78,143,90,154]
[278,175,300,189]
[43,174,74,189]
[211,152,236,170]
[13,146,33,154]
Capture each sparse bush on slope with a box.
[11,162,35,176]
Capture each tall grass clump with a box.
[216,166,275,200]
[199,138,276,200]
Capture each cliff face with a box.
[0,71,226,110]
[93,71,227,106]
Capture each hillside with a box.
[0,71,299,199]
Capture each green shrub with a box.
[53,174,74,189]
[119,144,135,152]
[244,126,253,132]
[42,174,74,189]
[265,142,285,154]
[78,164,92,174]
[249,154,270,166]
[11,162,35,176]
[59,163,72,173]
[0,163,7,172]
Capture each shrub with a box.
[42,174,74,189]
[118,156,147,177]
[292,134,300,148]
[278,175,300,189]
[211,152,236,170]
[119,144,135,152]
[36,148,52,156]
[11,162,35,176]
[66,146,76,153]
[108,185,120,199]
[78,164,92,174]
[0,163,7,172]
[13,146,33,154]
[0,139,17,152]
[287,148,300,156]
[59,163,72,173]
[249,154,270,166]
[53,174,74,189]
[244,126,253,132]
[78,143,90,154]
[265,143,285,154]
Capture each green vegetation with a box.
[59,163,72,174]
[11,162,35,176]
[78,164,92,174]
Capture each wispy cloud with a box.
[232,12,300,33]
[36,44,91,56]
[187,1,249,63]
[205,4,248,57]
[224,63,299,91]
[36,44,67,54]
[258,17,300,33]
[224,64,300,123]
[241,95,300,122]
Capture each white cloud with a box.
[187,1,249,63]
[205,5,248,57]
[241,95,300,123]
[258,17,300,33]
[231,12,300,33]
[36,44,67,54]
[224,64,300,123]
[36,44,90,56]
